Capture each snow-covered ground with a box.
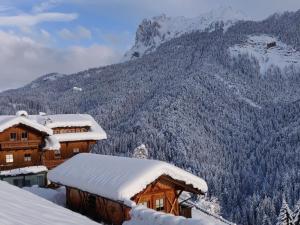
[123,206,229,225]
[0,181,100,225]
[229,35,300,74]
[191,208,234,225]
[23,185,66,206]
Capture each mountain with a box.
[1,9,300,225]
[124,6,246,60]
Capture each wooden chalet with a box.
[0,111,106,187]
[34,114,107,169]
[48,153,208,225]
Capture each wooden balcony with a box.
[0,140,41,150]
[0,162,40,171]
[42,159,66,169]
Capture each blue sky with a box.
[1,0,300,91]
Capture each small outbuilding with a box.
[48,153,208,225]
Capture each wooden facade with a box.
[0,125,45,170]
[66,187,131,225]
[43,126,96,169]
[0,125,97,170]
[65,175,200,225]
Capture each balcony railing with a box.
[0,140,41,150]
[0,162,40,171]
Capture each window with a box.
[139,201,149,208]
[155,198,164,211]
[5,154,13,163]
[13,178,23,187]
[24,179,31,187]
[10,133,17,141]
[21,131,28,141]
[54,150,61,159]
[24,154,31,162]
[73,148,80,155]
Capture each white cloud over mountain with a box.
[0,31,121,91]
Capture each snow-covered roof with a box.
[31,114,107,142]
[0,181,100,225]
[48,153,208,206]
[0,112,106,150]
[0,115,53,135]
[123,206,229,225]
[0,166,48,177]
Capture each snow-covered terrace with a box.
[48,153,208,207]
[0,166,48,177]
[0,181,100,225]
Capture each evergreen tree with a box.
[294,200,300,225]
[276,198,294,225]
[262,214,272,225]
[132,144,149,159]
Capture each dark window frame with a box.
[155,197,165,211]
[21,131,28,141]
[24,153,31,162]
[10,133,17,141]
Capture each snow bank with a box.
[0,166,47,176]
[229,35,300,74]
[23,185,66,206]
[123,206,226,225]
[191,208,232,225]
[44,135,61,150]
[48,153,208,206]
[0,181,100,225]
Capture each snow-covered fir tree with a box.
[132,144,149,159]
[276,199,294,225]
[262,214,272,225]
[294,200,300,225]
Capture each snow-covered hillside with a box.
[124,6,246,60]
[229,35,300,74]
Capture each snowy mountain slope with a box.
[30,73,67,88]
[1,9,300,225]
[124,6,246,60]
[229,35,300,74]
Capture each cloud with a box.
[0,31,121,91]
[59,26,92,40]
[32,0,61,13]
[70,0,300,19]
[0,12,78,28]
